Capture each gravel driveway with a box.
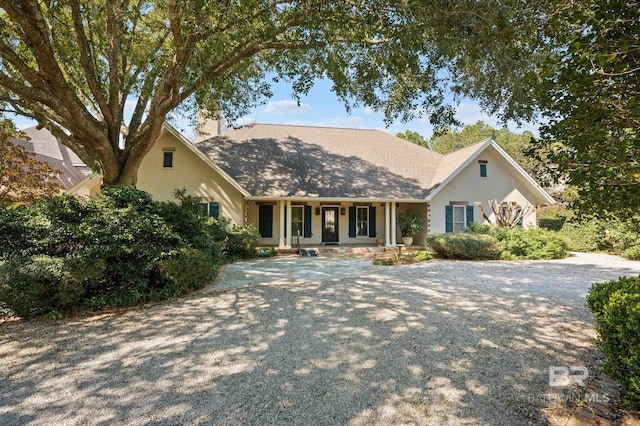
[2,253,640,425]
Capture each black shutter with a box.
[258,205,273,238]
[348,206,356,238]
[304,206,312,238]
[368,206,376,237]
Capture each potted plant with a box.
[375,234,383,246]
[397,213,423,246]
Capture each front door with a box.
[322,207,339,243]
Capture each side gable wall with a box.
[137,132,245,225]
[429,146,539,234]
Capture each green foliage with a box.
[530,1,640,220]
[0,256,104,317]
[496,228,567,260]
[0,187,242,316]
[397,213,423,238]
[537,205,568,231]
[160,248,218,295]
[372,250,431,266]
[425,233,501,260]
[396,130,429,147]
[224,224,261,259]
[0,2,557,184]
[587,276,640,409]
[537,217,566,232]
[558,216,640,257]
[559,221,605,253]
[622,246,640,261]
[457,224,567,260]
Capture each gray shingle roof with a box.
[11,127,90,189]
[197,124,484,200]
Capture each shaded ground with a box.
[2,253,639,425]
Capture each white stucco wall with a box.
[136,130,246,226]
[429,146,540,234]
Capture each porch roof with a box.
[197,124,462,200]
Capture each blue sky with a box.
[13,77,540,139]
[229,78,540,139]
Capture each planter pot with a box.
[401,236,414,246]
[376,239,383,246]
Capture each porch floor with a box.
[271,244,424,258]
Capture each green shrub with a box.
[559,220,605,252]
[224,224,260,258]
[622,245,640,261]
[426,233,501,260]
[587,276,640,409]
[538,217,566,231]
[0,256,104,317]
[160,248,218,294]
[497,227,567,260]
[465,223,499,235]
[537,205,569,231]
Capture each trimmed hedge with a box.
[425,233,501,260]
[587,276,640,409]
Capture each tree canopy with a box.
[0,0,555,186]
[529,0,640,219]
[0,120,62,205]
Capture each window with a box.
[453,205,466,232]
[356,206,369,237]
[291,205,304,237]
[163,151,173,168]
[199,201,220,219]
[446,204,473,233]
[480,163,487,178]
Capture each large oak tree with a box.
[0,0,553,186]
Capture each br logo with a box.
[548,366,589,387]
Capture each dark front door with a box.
[322,207,339,243]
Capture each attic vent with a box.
[478,160,488,164]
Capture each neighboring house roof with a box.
[11,127,90,189]
[197,124,445,199]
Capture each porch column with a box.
[279,200,286,248]
[385,202,391,247]
[285,199,292,248]
[391,202,397,246]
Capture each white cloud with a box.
[454,103,502,127]
[263,100,311,114]
[363,106,381,115]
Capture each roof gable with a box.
[425,138,555,205]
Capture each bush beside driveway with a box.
[2,253,640,425]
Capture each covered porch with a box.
[245,198,429,249]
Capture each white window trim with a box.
[453,205,466,233]
[291,205,304,238]
[356,205,369,238]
